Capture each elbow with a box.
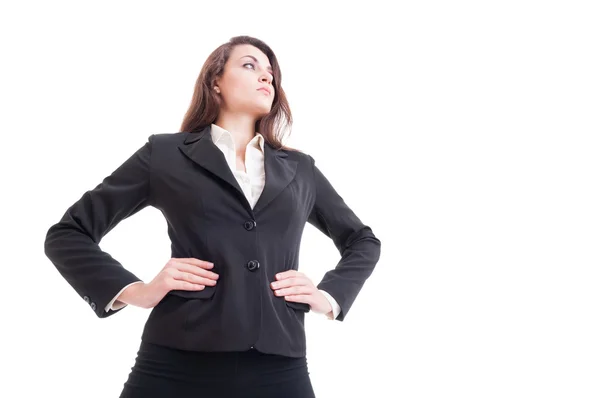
[365,228,381,262]
[343,225,381,255]
[44,225,58,263]
[44,222,67,260]
[43,225,55,258]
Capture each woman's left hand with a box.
[270,270,333,315]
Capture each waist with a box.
[131,341,308,382]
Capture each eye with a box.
[243,62,274,78]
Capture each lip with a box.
[257,87,271,96]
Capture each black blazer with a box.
[44,125,381,358]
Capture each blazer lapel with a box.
[253,142,297,214]
[178,125,298,214]
[178,125,245,200]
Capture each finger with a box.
[175,261,219,280]
[275,270,301,280]
[171,270,218,286]
[270,277,309,290]
[173,280,207,291]
[274,286,313,297]
[178,258,215,269]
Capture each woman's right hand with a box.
[117,258,219,309]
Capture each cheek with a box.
[227,72,253,93]
[224,79,256,106]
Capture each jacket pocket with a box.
[166,284,216,300]
[285,300,310,313]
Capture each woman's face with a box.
[215,44,275,119]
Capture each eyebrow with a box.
[240,55,273,73]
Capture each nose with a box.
[259,69,272,85]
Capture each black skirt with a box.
[119,340,316,398]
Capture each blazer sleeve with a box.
[307,155,381,321]
[44,135,155,318]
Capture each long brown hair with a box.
[179,36,294,150]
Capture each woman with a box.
[44,35,381,397]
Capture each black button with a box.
[90,302,97,311]
[83,295,90,303]
[243,220,256,231]
[246,260,260,271]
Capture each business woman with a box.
[44,35,381,397]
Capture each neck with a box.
[214,113,258,151]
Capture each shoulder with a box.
[274,145,315,165]
[142,133,195,165]
[149,132,189,145]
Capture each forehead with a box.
[229,44,271,67]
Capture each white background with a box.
[1,1,599,397]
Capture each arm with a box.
[307,155,381,321]
[44,135,154,318]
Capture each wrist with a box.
[117,282,146,306]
